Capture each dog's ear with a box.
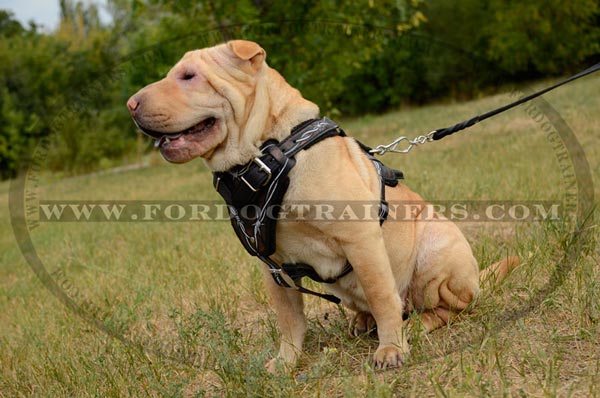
[227,40,266,70]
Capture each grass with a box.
[1,74,599,397]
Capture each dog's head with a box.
[127,40,318,171]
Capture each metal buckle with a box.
[240,157,272,192]
[369,130,436,155]
[269,267,297,289]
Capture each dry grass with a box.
[0,74,599,397]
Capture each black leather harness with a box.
[213,117,403,304]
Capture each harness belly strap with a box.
[212,117,403,304]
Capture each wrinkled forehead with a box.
[171,44,235,71]
[169,50,203,72]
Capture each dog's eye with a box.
[181,72,196,81]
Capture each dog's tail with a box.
[479,256,520,285]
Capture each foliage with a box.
[485,0,600,75]
[336,0,600,113]
[0,0,599,178]
[0,5,124,178]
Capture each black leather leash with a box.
[432,61,600,141]
[371,61,600,155]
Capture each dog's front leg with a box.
[261,266,306,372]
[339,224,409,369]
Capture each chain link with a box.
[369,130,437,155]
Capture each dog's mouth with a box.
[136,117,217,148]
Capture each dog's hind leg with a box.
[408,257,519,335]
[349,306,455,337]
[351,304,459,338]
[411,307,455,333]
[405,229,481,335]
[350,311,377,336]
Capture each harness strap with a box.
[259,254,343,304]
[356,139,404,225]
[282,261,354,284]
[279,119,345,156]
[213,117,404,304]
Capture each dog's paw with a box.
[265,358,278,373]
[265,357,283,374]
[265,357,293,374]
[372,343,409,369]
[350,311,377,336]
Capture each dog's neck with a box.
[204,66,319,172]
[260,68,320,143]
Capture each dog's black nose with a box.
[127,96,139,113]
